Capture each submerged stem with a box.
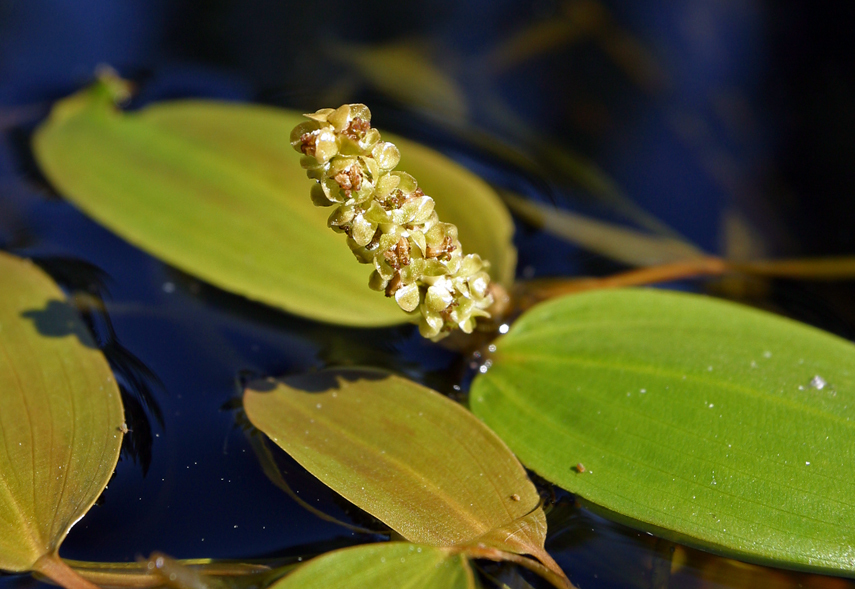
[62,558,273,589]
[246,433,386,536]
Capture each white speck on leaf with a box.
[810,375,827,390]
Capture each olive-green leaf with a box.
[32,78,515,327]
[0,252,124,573]
[242,369,556,571]
[271,543,475,589]
[470,288,855,575]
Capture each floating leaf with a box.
[271,543,474,589]
[243,369,565,583]
[0,252,123,579]
[32,77,514,328]
[470,288,855,575]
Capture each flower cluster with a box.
[290,104,494,339]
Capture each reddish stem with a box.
[33,554,102,589]
[514,254,855,311]
[515,256,727,310]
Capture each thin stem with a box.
[515,256,727,310]
[33,554,102,589]
[63,559,272,589]
[462,545,576,589]
[649,537,675,589]
[514,254,855,310]
[729,256,855,278]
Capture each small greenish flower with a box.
[291,104,495,339]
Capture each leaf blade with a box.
[0,252,123,572]
[471,288,855,575]
[242,369,543,552]
[33,82,515,327]
[270,543,475,589]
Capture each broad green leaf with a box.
[470,288,855,575]
[271,543,475,589]
[33,78,514,328]
[0,252,124,573]
[242,369,561,577]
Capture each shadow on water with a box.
[162,264,460,381]
[245,368,388,395]
[20,259,166,477]
[20,299,97,347]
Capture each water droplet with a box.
[810,375,827,390]
[806,461,811,465]
[763,351,772,358]
[316,403,322,409]
[640,388,646,394]
[498,324,510,334]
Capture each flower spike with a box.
[291,104,494,339]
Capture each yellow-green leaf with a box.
[242,369,559,576]
[471,288,855,575]
[271,543,475,589]
[0,252,123,573]
[32,78,514,327]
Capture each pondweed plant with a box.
[4,73,855,589]
[290,103,500,339]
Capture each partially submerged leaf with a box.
[270,543,475,589]
[0,252,123,573]
[501,191,702,266]
[328,39,469,124]
[33,78,514,328]
[242,369,559,576]
[471,288,855,575]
